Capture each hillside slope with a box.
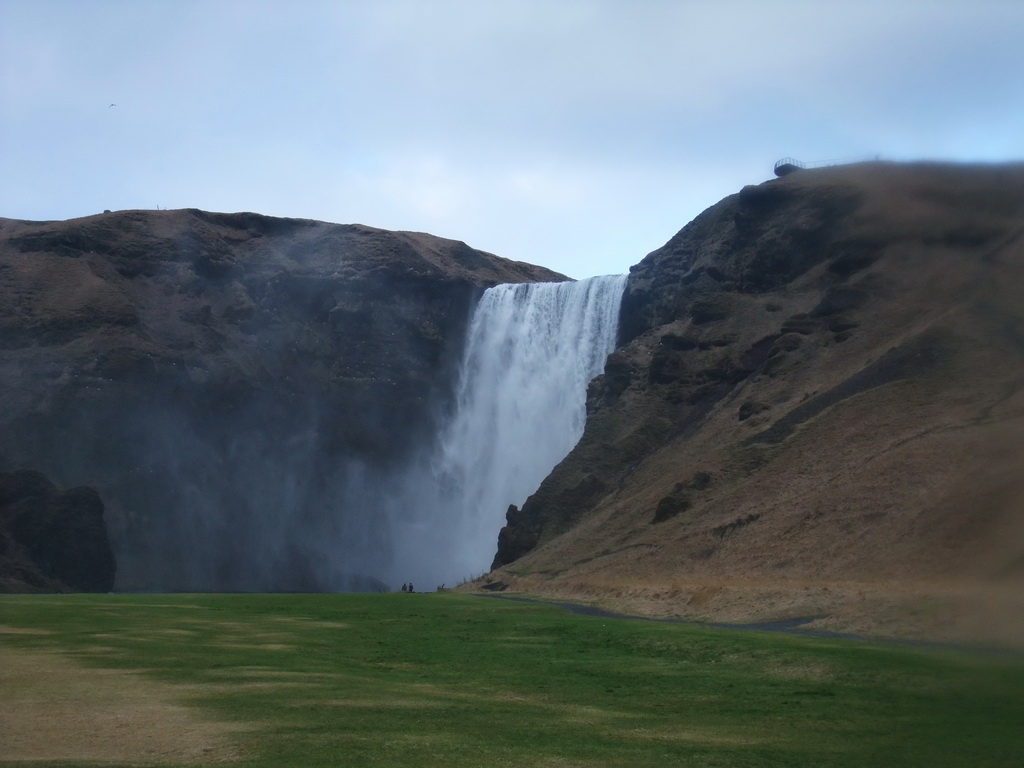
[0,209,563,591]
[484,162,1024,648]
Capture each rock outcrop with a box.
[0,469,115,592]
[0,209,563,591]
[486,162,1024,648]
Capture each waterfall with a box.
[386,274,628,588]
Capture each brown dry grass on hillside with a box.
[477,163,1024,651]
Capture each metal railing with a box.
[774,155,881,175]
[774,157,806,172]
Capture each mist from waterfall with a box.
[384,274,628,588]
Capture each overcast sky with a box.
[2,1,1023,278]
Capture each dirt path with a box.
[477,593,856,635]
[475,591,1024,655]
[0,642,241,764]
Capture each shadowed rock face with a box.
[0,209,563,592]
[0,469,115,592]
[488,162,1024,646]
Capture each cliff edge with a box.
[0,209,563,591]
[485,162,1024,649]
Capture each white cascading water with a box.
[386,274,628,588]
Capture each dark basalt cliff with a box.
[0,209,563,592]
[0,469,115,592]
[488,163,1024,647]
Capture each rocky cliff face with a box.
[0,209,563,591]
[0,469,115,592]
[488,162,1024,648]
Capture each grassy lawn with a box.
[1,591,1022,767]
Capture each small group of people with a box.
[399,582,447,592]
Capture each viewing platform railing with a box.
[774,155,879,177]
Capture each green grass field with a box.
[1,592,1022,767]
